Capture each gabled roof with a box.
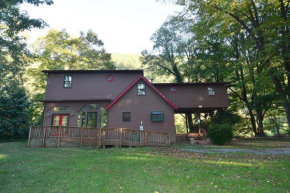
[106,76,178,110]
[153,82,230,86]
[42,70,143,75]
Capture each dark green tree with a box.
[0,83,31,139]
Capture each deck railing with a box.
[28,126,170,148]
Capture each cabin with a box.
[41,70,229,142]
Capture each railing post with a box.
[144,131,147,147]
[57,126,61,148]
[28,126,32,147]
[98,129,102,148]
[80,127,83,147]
[119,128,122,147]
[42,126,47,148]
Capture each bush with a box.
[207,124,233,145]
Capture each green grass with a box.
[0,140,290,193]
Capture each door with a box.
[52,114,69,126]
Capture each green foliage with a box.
[212,110,241,126]
[0,84,31,139]
[207,124,234,145]
[0,0,53,84]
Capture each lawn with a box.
[0,139,290,193]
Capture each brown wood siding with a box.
[154,84,229,109]
[45,72,142,101]
[107,79,176,142]
[43,101,110,127]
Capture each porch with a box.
[28,126,170,148]
[174,108,222,142]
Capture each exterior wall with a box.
[153,84,229,109]
[43,101,110,127]
[45,72,142,101]
[107,79,176,142]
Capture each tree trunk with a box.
[248,110,258,136]
[186,113,195,133]
[256,110,266,137]
[185,114,189,133]
[269,117,280,135]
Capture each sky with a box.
[21,0,182,54]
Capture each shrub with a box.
[207,124,233,145]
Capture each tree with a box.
[0,83,31,139]
[24,29,115,124]
[0,0,53,138]
[174,0,290,131]
[0,0,53,85]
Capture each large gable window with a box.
[122,112,131,122]
[137,84,146,95]
[64,75,72,88]
[151,111,164,122]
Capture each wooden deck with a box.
[28,126,170,148]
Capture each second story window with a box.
[208,87,215,96]
[64,75,72,88]
[137,84,146,95]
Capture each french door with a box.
[52,114,69,126]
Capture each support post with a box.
[42,126,47,148]
[28,126,32,147]
[197,111,201,133]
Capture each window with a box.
[170,87,177,92]
[87,112,97,128]
[53,107,70,111]
[77,110,86,127]
[99,107,107,128]
[106,75,114,82]
[88,104,99,110]
[122,112,131,122]
[52,114,69,126]
[151,111,164,122]
[208,87,215,96]
[64,75,72,88]
[137,84,146,95]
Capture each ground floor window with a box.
[77,110,86,127]
[52,114,69,126]
[151,111,164,122]
[86,112,97,128]
[122,112,131,122]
